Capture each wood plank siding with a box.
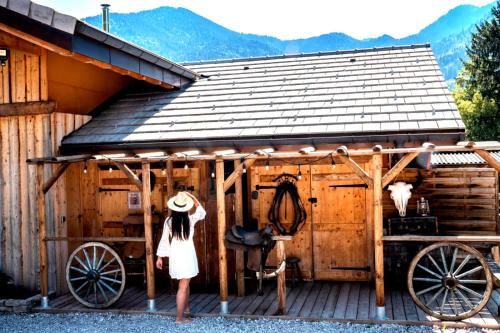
[0,37,91,292]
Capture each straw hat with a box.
[167,192,194,212]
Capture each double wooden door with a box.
[251,161,372,281]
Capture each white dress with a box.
[156,205,206,279]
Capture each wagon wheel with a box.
[407,242,493,321]
[66,242,126,308]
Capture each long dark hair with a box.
[171,210,190,240]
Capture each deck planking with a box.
[39,281,500,328]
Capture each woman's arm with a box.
[185,191,200,208]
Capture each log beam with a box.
[372,152,385,318]
[336,154,373,187]
[42,162,69,194]
[381,152,419,188]
[142,162,156,311]
[113,161,143,191]
[36,164,49,301]
[223,158,256,192]
[216,159,229,313]
[276,240,286,315]
[0,101,56,117]
[234,160,245,297]
[165,160,174,199]
[476,149,500,173]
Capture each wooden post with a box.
[234,160,245,297]
[142,161,156,311]
[276,240,286,315]
[215,159,229,313]
[166,160,174,199]
[372,152,385,319]
[36,163,49,307]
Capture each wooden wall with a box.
[0,34,91,292]
[383,168,499,235]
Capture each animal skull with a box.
[388,182,413,217]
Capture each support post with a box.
[166,160,174,199]
[216,159,229,314]
[372,152,386,319]
[276,240,286,315]
[36,163,49,308]
[234,160,245,297]
[142,161,156,311]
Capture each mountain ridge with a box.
[83,2,495,82]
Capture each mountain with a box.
[83,3,495,83]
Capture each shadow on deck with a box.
[35,281,500,328]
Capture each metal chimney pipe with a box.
[101,4,110,32]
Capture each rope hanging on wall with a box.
[268,174,307,236]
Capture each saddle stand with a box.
[225,224,275,295]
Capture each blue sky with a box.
[35,0,493,39]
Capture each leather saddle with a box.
[225,224,275,295]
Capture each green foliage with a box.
[453,1,500,140]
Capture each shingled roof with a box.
[61,44,465,154]
[0,0,198,85]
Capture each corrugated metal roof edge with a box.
[182,44,432,66]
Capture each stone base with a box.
[0,294,41,313]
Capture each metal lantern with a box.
[417,197,430,216]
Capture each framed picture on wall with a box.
[128,191,142,209]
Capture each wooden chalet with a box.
[1,0,500,327]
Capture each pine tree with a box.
[454,1,500,140]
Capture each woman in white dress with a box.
[156,191,206,323]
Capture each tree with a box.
[453,1,499,140]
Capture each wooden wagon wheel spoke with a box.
[425,287,444,306]
[457,284,484,299]
[100,276,122,284]
[92,246,97,270]
[96,281,109,303]
[455,266,483,279]
[96,249,107,271]
[416,283,442,296]
[458,279,487,285]
[70,266,88,275]
[450,289,459,315]
[416,263,442,279]
[100,269,122,275]
[453,254,471,276]
[69,276,87,282]
[449,248,458,274]
[440,289,449,315]
[82,248,93,270]
[98,280,119,296]
[407,242,493,321]
[75,281,89,294]
[426,254,445,275]
[440,247,449,274]
[98,257,117,273]
[74,255,89,271]
[66,242,126,309]
[455,288,475,310]
[413,277,441,283]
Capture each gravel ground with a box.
[0,313,498,333]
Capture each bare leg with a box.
[176,279,191,323]
[184,284,190,316]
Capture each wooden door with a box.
[311,163,370,281]
[250,165,313,279]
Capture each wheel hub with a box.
[86,269,100,282]
[443,275,458,290]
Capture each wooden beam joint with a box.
[381,152,419,188]
[113,161,143,191]
[0,101,56,117]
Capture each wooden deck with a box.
[36,281,500,328]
